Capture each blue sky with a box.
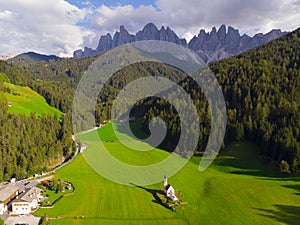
[0,0,299,57]
[65,0,157,8]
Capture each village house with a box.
[12,186,43,215]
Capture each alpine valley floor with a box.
[35,123,300,225]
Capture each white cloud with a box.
[0,0,92,57]
[0,10,13,20]
[182,32,195,43]
[90,0,300,42]
[1,0,300,57]
[92,4,160,34]
[154,0,300,35]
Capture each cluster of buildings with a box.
[0,180,43,215]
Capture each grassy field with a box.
[41,189,64,207]
[40,184,74,207]
[36,123,300,225]
[3,82,62,117]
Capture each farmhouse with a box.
[12,187,42,215]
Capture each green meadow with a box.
[4,82,62,117]
[36,123,300,225]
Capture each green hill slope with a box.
[4,82,62,117]
[0,72,10,82]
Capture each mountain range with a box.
[74,23,287,62]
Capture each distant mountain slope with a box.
[74,23,287,62]
[9,52,60,65]
[7,55,94,88]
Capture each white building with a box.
[0,202,5,215]
[11,202,31,215]
[163,175,178,201]
[12,187,42,215]
[0,185,19,214]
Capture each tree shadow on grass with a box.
[253,205,300,225]
[214,155,283,178]
[281,184,300,196]
[213,143,300,180]
[129,183,170,210]
[259,176,300,183]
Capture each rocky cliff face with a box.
[73,23,287,62]
[189,25,287,62]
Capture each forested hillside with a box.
[210,29,300,171]
[8,53,95,88]
[7,54,96,112]
[0,62,76,181]
[1,61,75,112]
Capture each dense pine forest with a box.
[211,29,300,171]
[3,27,300,180]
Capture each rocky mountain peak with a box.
[112,25,135,47]
[136,23,159,41]
[74,23,287,62]
[144,23,159,32]
[211,27,217,34]
[96,33,112,53]
[217,24,227,41]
